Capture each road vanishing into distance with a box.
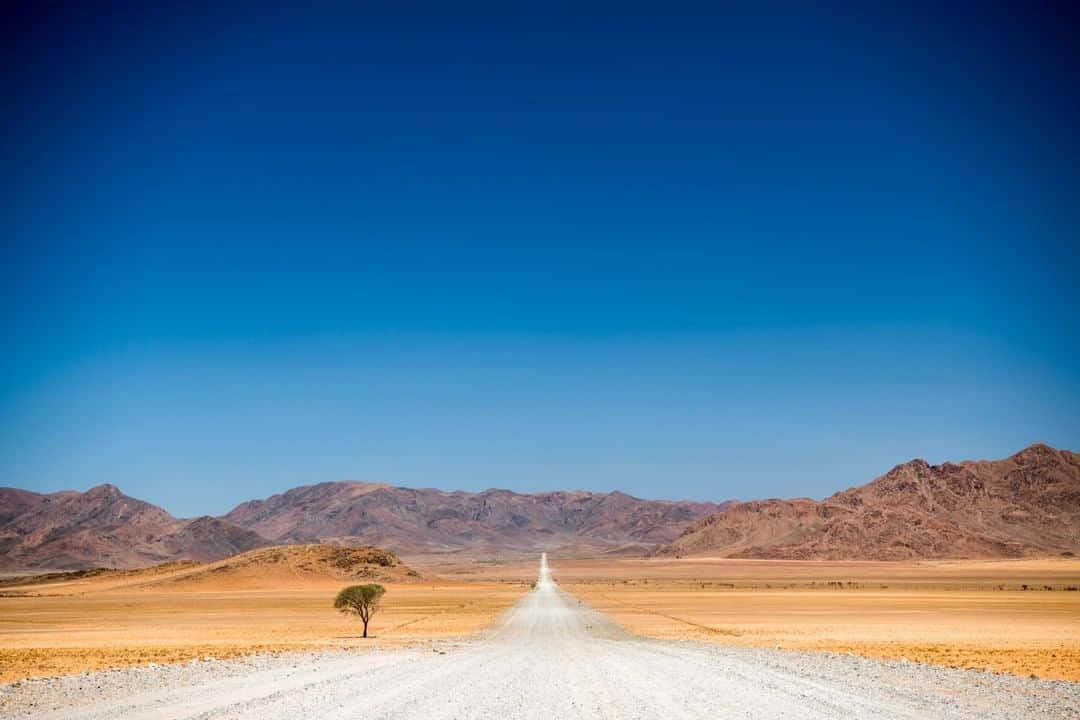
[8,554,1078,719]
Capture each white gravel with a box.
[2,554,1077,719]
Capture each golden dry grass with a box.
[566,585,1080,680]
[3,555,1078,683]
[432,554,1080,588]
[425,555,1080,680]
[0,581,528,683]
[550,557,1080,681]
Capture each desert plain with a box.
[1,553,1078,684]
[0,549,528,683]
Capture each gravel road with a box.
[2,553,1077,719]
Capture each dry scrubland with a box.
[2,554,1078,684]
[434,555,1080,681]
[0,557,527,683]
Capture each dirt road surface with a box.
[4,554,1077,719]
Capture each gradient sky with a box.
[2,2,1078,517]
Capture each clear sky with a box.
[2,2,1077,517]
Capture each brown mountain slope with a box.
[1,482,722,570]
[0,487,48,525]
[0,485,269,571]
[662,444,1080,560]
[225,484,725,555]
[157,516,272,563]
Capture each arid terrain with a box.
[1,444,1078,714]
[0,483,724,570]
[6,445,1076,571]
[1,550,1078,686]
[0,545,527,683]
[433,554,1080,681]
[662,444,1080,559]
[2,555,1077,720]
[0,485,269,571]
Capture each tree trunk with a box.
[362,619,368,638]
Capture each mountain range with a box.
[0,482,725,570]
[1,444,1076,570]
[661,443,1079,560]
[0,484,266,570]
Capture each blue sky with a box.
[2,2,1077,516]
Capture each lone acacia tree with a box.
[334,584,386,638]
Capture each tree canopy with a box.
[334,584,386,638]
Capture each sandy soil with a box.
[2,555,1076,720]
[566,586,1080,680]
[427,554,1080,588]
[0,582,527,683]
[3,554,1077,684]
[428,555,1080,681]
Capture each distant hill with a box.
[0,484,269,571]
[661,444,1080,560]
[224,484,726,556]
[0,481,723,570]
[0,544,415,594]
[5,444,1074,569]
